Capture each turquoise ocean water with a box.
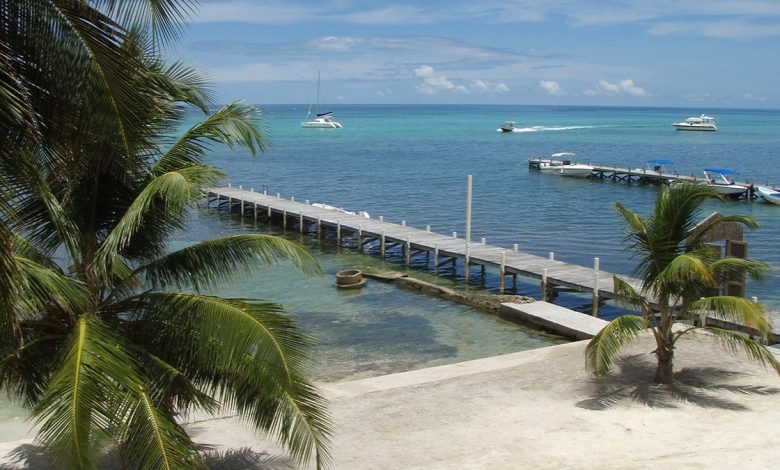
[188,104,780,372]
[209,104,780,304]
[2,105,779,439]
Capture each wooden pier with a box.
[207,186,780,342]
[528,157,763,199]
[208,186,636,316]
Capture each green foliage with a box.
[0,1,331,468]
[587,182,777,383]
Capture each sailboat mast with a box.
[316,70,320,116]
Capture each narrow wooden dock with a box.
[207,186,780,342]
[528,157,766,199]
[207,186,635,315]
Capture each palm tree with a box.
[1,2,332,469]
[586,181,780,384]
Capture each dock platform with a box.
[528,157,766,199]
[206,186,780,342]
[208,186,629,309]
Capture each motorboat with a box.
[538,152,572,174]
[674,114,717,131]
[537,152,592,177]
[702,168,747,196]
[756,186,780,205]
[301,71,342,128]
[555,162,594,178]
[644,159,673,175]
[499,121,517,132]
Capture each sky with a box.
[171,0,780,108]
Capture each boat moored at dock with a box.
[535,152,593,178]
[702,168,749,196]
[756,186,780,205]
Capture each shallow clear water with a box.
[185,211,566,383]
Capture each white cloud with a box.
[471,80,510,94]
[540,80,564,95]
[414,66,510,95]
[414,65,470,95]
[314,36,363,52]
[743,92,766,102]
[585,78,648,97]
[648,19,780,38]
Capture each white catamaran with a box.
[301,71,342,129]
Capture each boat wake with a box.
[510,125,596,133]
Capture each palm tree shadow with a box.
[0,444,297,470]
[576,354,780,411]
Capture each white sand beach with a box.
[3,332,779,469]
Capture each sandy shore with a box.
[3,332,779,469]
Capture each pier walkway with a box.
[207,186,780,342]
[207,186,628,308]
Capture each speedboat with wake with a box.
[499,121,517,132]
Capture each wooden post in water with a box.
[380,230,386,258]
[358,225,363,252]
[434,242,439,273]
[592,257,600,317]
[336,219,341,244]
[282,209,287,229]
[254,202,257,221]
[240,199,244,217]
[405,236,411,265]
[299,213,304,233]
[465,175,473,283]
[267,205,271,218]
[541,268,549,302]
[499,251,506,293]
[317,216,321,238]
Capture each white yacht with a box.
[301,72,342,129]
[673,114,717,131]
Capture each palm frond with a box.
[141,234,321,291]
[102,0,197,45]
[14,257,90,322]
[611,276,649,312]
[655,252,718,291]
[153,101,268,175]
[34,317,142,470]
[690,296,773,334]
[586,315,650,377]
[122,385,203,470]
[710,257,772,283]
[138,293,332,467]
[96,165,222,273]
[702,327,780,376]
